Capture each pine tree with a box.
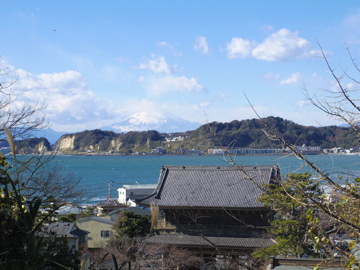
[253,173,321,259]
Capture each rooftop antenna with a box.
[108,181,115,199]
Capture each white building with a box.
[117,184,157,206]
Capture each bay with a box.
[50,154,360,203]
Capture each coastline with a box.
[28,151,360,157]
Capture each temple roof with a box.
[137,165,279,209]
[147,233,275,249]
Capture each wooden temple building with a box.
[137,165,279,265]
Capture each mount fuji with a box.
[102,112,202,133]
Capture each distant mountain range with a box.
[31,128,67,145]
[101,112,201,133]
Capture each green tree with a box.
[253,172,320,259]
[245,44,360,268]
[58,213,77,223]
[0,130,80,269]
[113,211,149,238]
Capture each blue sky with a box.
[2,1,360,131]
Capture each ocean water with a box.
[49,154,360,203]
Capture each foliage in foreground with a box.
[253,172,321,259]
[0,151,80,269]
[247,44,360,269]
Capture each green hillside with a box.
[58,129,163,153]
[184,117,357,150]
[16,137,52,154]
[55,117,357,154]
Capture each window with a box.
[101,230,110,237]
[79,235,86,244]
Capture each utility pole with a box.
[108,181,114,199]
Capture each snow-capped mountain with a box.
[102,112,202,133]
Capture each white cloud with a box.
[219,92,230,101]
[157,41,181,56]
[225,37,253,59]
[263,72,280,80]
[151,75,207,94]
[296,100,311,108]
[225,29,323,62]
[122,98,158,114]
[252,29,312,61]
[117,56,127,63]
[330,81,357,93]
[262,25,274,33]
[200,101,210,108]
[138,76,145,84]
[343,10,360,28]
[157,41,169,47]
[279,72,303,85]
[194,36,211,54]
[9,65,114,131]
[138,55,172,74]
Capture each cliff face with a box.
[56,135,76,150]
[16,138,52,154]
[55,129,162,153]
[110,138,123,151]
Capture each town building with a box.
[172,148,187,155]
[208,148,286,155]
[95,200,127,216]
[117,184,157,207]
[151,147,166,154]
[165,135,188,142]
[137,165,279,265]
[185,149,201,155]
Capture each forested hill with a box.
[186,117,357,149]
[56,129,162,153]
[52,117,357,153]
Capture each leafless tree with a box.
[240,44,360,268]
[0,61,47,141]
[144,244,203,269]
[0,61,86,204]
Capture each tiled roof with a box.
[77,216,115,225]
[137,165,278,209]
[98,200,127,208]
[41,223,89,238]
[55,205,83,216]
[147,233,274,248]
[108,207,152,217]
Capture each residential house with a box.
[41,222,89,252]
[137,165,279,264]
[151,147,166,154]
[54,203,84,221]
[77,216,116,248]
